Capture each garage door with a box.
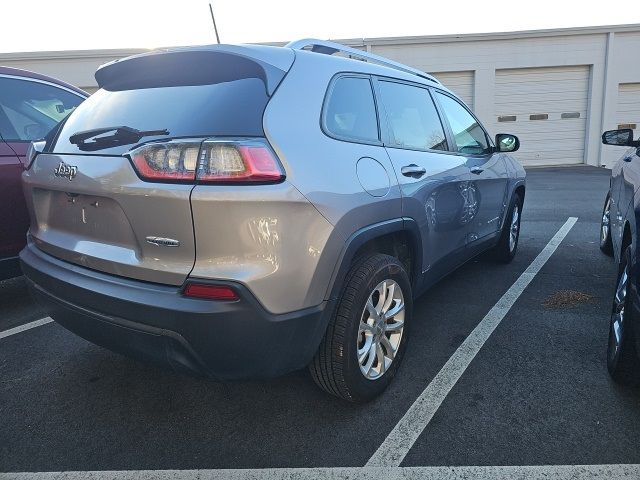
[495,66,590,166]
[601,83,640,168]
[433,71,474,109]
[617,83,640,133]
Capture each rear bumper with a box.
[20,242,332,380]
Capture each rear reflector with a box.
[127,138,284,184]
[183,283,239,301]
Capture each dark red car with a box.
[0,67,87,280]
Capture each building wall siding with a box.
[432,71,474,107]
[2,25,640,167]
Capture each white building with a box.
[2,24,639,168]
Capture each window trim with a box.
[0,74,86,98]
[431,87,494,157]
[320,73,383,147]
[372,75,452,154]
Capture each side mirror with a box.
[496,133,520,153]
[602,129,637,147]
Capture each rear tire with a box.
[600,194,614,256]
[493,192,522,263]
[310,253,412,402]
[607,245,640,385]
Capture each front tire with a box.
[310,253,412,402]
[600,194,614,256]
[607,245,640,385]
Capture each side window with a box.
[0,77,84,142]
[434,92,490,155]
[323,76,379,143]
[378,80,447,151]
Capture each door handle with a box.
[623,156,633,163]
[470,167,484,175]
[401,164,427,178]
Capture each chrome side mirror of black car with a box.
[495,133,520,153]
[602,129,639,147]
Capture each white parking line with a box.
[4,464,640,479]
[2,218,581,480]
[0,317,53,340]
[367,217,579,467]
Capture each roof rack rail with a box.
[285,38,440,84]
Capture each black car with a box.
[600,128,640,384]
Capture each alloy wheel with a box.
[601,198,611,246]
[610,263,628,359]
[509,205,520,252]
[357,279,405,380]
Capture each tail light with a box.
[127,138,284,184]
[130,140,200,181]
[183,283,239,301]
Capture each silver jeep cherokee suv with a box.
[21,40,525,402]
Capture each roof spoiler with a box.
[95,45,295,95]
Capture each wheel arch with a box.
[324,218,423,302]
[499,180,525,231]
[622,220,635,283]
[514,183,526,204]
[622,221,632,252]
[619,218,640,364]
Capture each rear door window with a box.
[323,76,379,144]
[0,77,83,142]
[377,80,447,151]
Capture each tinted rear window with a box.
[52,78,270,155]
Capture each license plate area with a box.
[34,188,138,247]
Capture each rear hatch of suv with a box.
[22,46,294,286]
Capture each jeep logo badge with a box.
[54,162,78,181]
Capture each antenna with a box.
[209,3,221,44]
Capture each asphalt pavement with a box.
[1,166,638,477]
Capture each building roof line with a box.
[0,48,150,61]
[1,23,639,60]
[342,23,640,47]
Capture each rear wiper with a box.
[69,126,169,151]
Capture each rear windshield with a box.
[51,78,270,155]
